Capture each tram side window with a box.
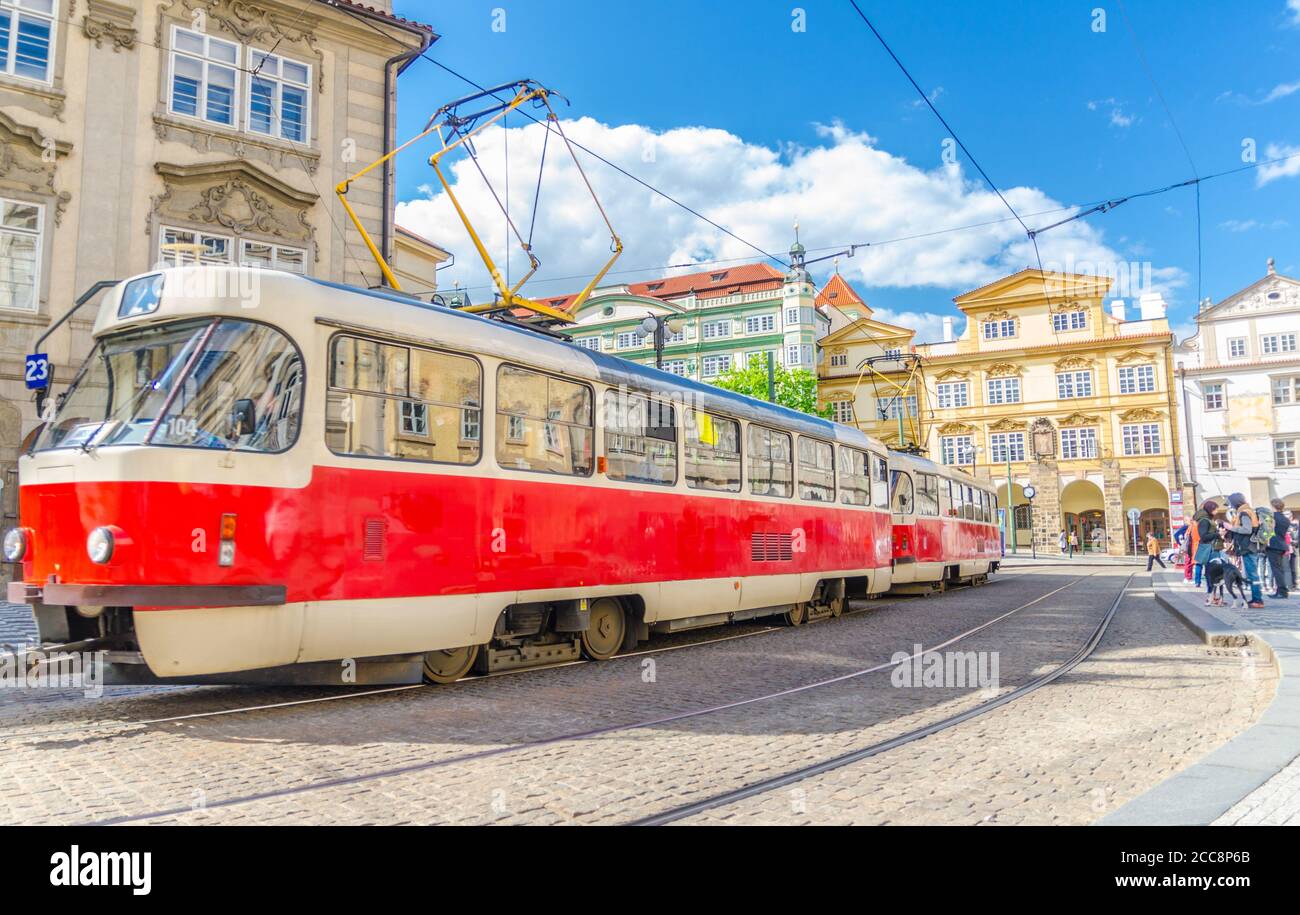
[916,473,940,516]
[685,410,741,492]
[889,470,914,515]
[979,491,989,523]
[964,485,976,521]
[947,479,963,518]
[838,447,871,506]
[798,437,834,502]
[496,364,593,476]
[747,424,793,497]
[604,391,677,485]
[326,335,481,465]
[871,453,890,508]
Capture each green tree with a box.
[710,355,831,418]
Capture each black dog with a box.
[1204,557,1250,609]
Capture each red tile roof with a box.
[815,273,867,311]
[537,262,787,314]
[317,0,434,34]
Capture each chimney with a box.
[942,316,954,342]
[1138,292,1167,320]
[1109,299,1127,322]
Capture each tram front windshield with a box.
[33,318,303,453]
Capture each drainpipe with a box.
[1179,364,1197,490]
[380,32,434,275]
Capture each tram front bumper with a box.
[7,581,287,608]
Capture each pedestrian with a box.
[1174,521,1194,581]
[1146,531,1166,571]
[1267,497,1292,599]
[1226,492,1265,609]
[1068,530,1078,558]
[1059,530,1067,556]
[1191,500,1217,589]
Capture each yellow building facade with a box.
[819,269,1188,555]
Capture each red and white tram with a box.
[885,450,1001,592]
[4,266,946,685]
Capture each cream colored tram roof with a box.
[97,267,887,452]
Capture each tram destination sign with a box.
[24,352,49,390]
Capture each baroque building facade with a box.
[1175,258,1300,512]
[818,269,1186,555]
[0,0,446,541]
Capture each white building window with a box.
[981,318,1015,339]
[574,336,601,351]
[1203,382,1224,411]
[1121,422,1161,456]
[940,435,973,465]
[829,353,848,367]
[936,382,969,409]
[830,401,854,423]
[1207,442,1230,470]
[169,27,240,127]
[616,332,639,350]
[702,320,731,340]
[1276,439,1298,468]
[1262,333,1298,355]
[399,401,428,436]
[662,359,687,377]
[158,226,234,266]
[785,343,802,366]
[1228,337,1247,359]
[240,240,306,273]
[1056,370,1093,399]
[1117,364,1155,395]
[1052,311,1087,332]
[1273,377,1299,406]
[0,0,54,83]
[247,49,311,143]
[0,197,41,312]
[784,306,800,326]
[701,354,731,377]
[986,376,1021,404]
[989,431,1025,463]
[879,394,917,420]
[664,327,685,344]
[745,313,775,334]
[1059,427,1098,460]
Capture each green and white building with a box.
[544,244,837,380]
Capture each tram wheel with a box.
[581,598,626,661]
[783,603,807,626]
[828,596,844,619]
[423,643,480,684]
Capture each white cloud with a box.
[1088,97,1137,128]
[1261,80,1300,103]
[1289,0,1300,25]
[1256,142,1300,185]
[1219,218,1289,232]
[396,117,1173,307]
[872,307,961,344]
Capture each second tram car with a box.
[885,450,1000,591]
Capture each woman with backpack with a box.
[1267,498,1292,600]
[1226,493,1265,609]
[1192,500,1217,590]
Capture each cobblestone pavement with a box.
[0,570,1271,825]
[0,601,36,647]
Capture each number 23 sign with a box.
[24,353,50,390]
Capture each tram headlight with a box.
[3,528,28,562]
[86,527,115,565]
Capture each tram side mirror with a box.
[229,399,257,438]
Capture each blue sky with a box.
[390,0,1300,341]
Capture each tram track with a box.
[629,572,1136,825]
[1,577,1014,745]
[86,571,1098,825]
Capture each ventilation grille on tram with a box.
[363,518,387,561]
[750,532,793,562]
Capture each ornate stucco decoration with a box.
[980,309,1014,322]
[937,422,976,436]
[1048,299,1084,313]
[1119,408,1163,423]
[1029,417,1057,460]
[157,0,325,92]
[1115,349,1155,364]
[985,362,1022,378]
[824,391,853,402]
[1054,354,1094,371]
[988,418,1027,432]
[1059,411,1101,427]
[934,368,970,382]
[0,111,74,224]
[150,160,319,258]
[83,0,137,51]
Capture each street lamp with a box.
[635,313,686,370]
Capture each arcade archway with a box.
[1122,477,1170,553]
[1061,479,1107,553]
